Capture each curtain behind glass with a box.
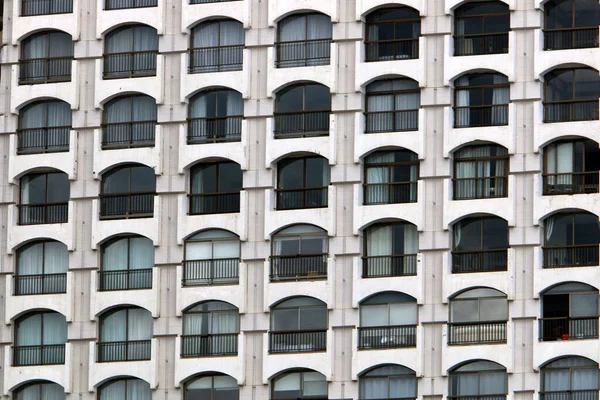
[21,33,47,80]
[365,152,394,203]
[128,308,153,341]
[101,309,127,341]
[43,241,68,274]
[491,75,509,125]
[17,243,44,275]
[17,314,41,346]
[127,379,151,400]
[100,380,125,400]
[456,76,470,126]
[43,313,67,344]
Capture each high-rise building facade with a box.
[0,0,599,398]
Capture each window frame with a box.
[17,100,71,154]
[452,145,509,200]
[359,365,418,400]
[13,380,65,400]
[189,19,245,73]
[19,31,74,84]
[271,369,328,400]
[187,89,244,144]
[103,25,159,79]
[453,1,510,56]
[97,377,152,400]
[543,0,600,50]
[453,73,510,128]
[363,150,420,204]
[184,373,240,400]
[99,164,156,219]
[449,361,508,398]
[101,95,157,149]
[275,13,333,68]
[364,6,421,62]
[364,80,421,133]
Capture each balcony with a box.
[453,104,509,128]
[18,203,68,225]
[269,254,328,282]
[543,100,599,123]
[542,245,599,268]
[191,0,242,4]
[453,33,509,56]
[275,39,331,69]
[187,116,242,144]
[19,57,72,85]
[447,321,507,345]
[182,258,240,286]
[363,182,418,205]
[101,121,156,149]
[181,333,238,357]
[357,325,417,350]
[16,127,70,154]
[189,45,243,74]
[544,27,599,51]
[452,249,508,273]
[13,344,65,366]
[453,177,508,200]
[97,340,151,362]
[188,192,240,215]
[103,51,157,79]
[364,110,419,134]
[543,172,600,195]
[273,111,330,139]
[361,255,417,278]
[99,193,155,220]
[98,269,153,291]
[268,330,327,354]
[13,0,78,43]
[275,187,328,210]
[538,316,599,341]
[5,343,72,392]
[105,0,157,10]
[448,396,506,400]
[539,391,599,400]
[14,273,67,295]
[365,38,419,62]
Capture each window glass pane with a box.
[483,218,508,249]
[299,236,326,254]
[100,380,126,400]
[46,173,69,203]
[273,309,298,331]
[304,85,331,111]
[274,237,300,255]
[127,308,152,340]
[389,302,417,325]
[452,300,479,322]
[574,69,600,100]
[484,15,509,33]
[479,371,506,394]
[543,369,571,392]
[299,307,327,330]
[130,166,156,192]
[455,219,482,251]
[480,298,508,321]
[101,309,127,341]
[546,0,574,29]
[18,242,44,275]
[22,174,47,204]
[186,241,213,260]
[127,379,151,399]
[305,158,328,187]
[17,314,42,345]
[546,214,574,246]
[390,375,417,398]
[42,312,67,344]
[218,163,243,192]
[575,0,600,27]
[547,70,574,101]
[273,373,301,399]
[279,159,304,189]
[103,168,130,194]
[572,368,599,390]
[574,214,600,245]
[361,304,389,326]
[303,372,327,396]
[570,293,598,317]
[43,241,69,274]
[277,86,304,112]
[213,240,240,259]
[454,373,479,396]
[361,376,389,399]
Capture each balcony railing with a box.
[103,51,157,79]
[454,33,509,56]
[18,203,68,225]
[543,245,599,268]
[270,254,328,281]
[269,330,327,353]
[98,269,152,291]
[188,192,240,215]
[447,321,507,345]
[365,110,419,133]
[19,57,72,84]
[540,390,599,400]
[363,182,418,205]
[99,193,155,219]
[543,172,600,195]
[448,395,507,400]
[181,333,238,357]
[452,249,508,273]
[102,121,156,149]
[187,116,242,144]
[21,0,73,16]
[13,344,65,366]
[538,316,599,341]
[17,127,70,154]
[275,39,331,68]
[190,0,242,3]
[453,177,508,200]
[274,111,330,138]
[544,27,599,51]
[543,100,599,123]
[276,187,328,210]
[183,258,240,286]
[361,255,417,278]
[14,273,67,295]
[365,38,419,62]
[97,340,151,362]
[453,104,509,128]
[189,45,243,73]
[105,0,157,9]
[357,325,417,349]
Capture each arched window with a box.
[543,139,600,195]
[270,297,327,353]
[182,301,240,357]
[98,377,151,399]
[453,145,509,200]
[274,83,331,138]
[359,292,417,349]
[189,20,244,73]
[543,68,600,123]
[362,222,418,278]
[272,369,327,400]
[18,100,71,154]
[360,365,417,400]
[184,373,239,400]
[19,171,69,225]
[188,89,243,144]
[454,73,509,128]
[449,361,507,400]
[544,0,599,50]
[100,235,154,291]
[271,225,328,281]
[363,149,419,205]
[102,95,157,149]
[365,7,421,62]
[183,230,240,286]
[453,2,509,56]
[276,13,332,68]
[14,311,67,366]
[543,212,600,268]
[21,0,72,15]
[98,306,153,362]
[16,240,68,295]
[449,288,508,345]
[541,357,599,398]
[277,156,330,209]
[13,380,65,400]
[20,31,73,84]
[100,164,156,219]
[539,283,599,341]
[104,25,158,78]
[365,79,420,133]
[189,161,243,215]
[452,216,509,273]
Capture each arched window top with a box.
[105,24,158,41]
[455,144,508,159]
[543,212,600,268]
[455,73,509,87]
[22,30,72,48]
[364,6,421,62]
[20,30,73,84]
[541,356,599,394]
[362,291,416,305]
[276,83,331,112]
[366,78,419,93]
[98,377,151,400]
[102,163,156,192]
[278,13,332,39]
[366,6,420,22]
[104,94,156,113]
[15,311,67,366]
[189,161,242,214]
[185,373,239,400]
[275,224,326,236]
[191,18,243,36]
[272,369,327,400]
[365,149,418,164]
[544,282,597,295]
[544,0,600,31]
[450,287,508,327]
[273,296,326,309]
[453,287,507,299]
[14,380,65,400]
[544,356,598,369]
[186,300,238,313]
[362,364,416,377]
[188,229,239,241]
[453,360,506,372]
[101,235,154,290]
[455,1,509,16]
[544,68,600,101]
[99,306,153,362]
[189,88,243,108]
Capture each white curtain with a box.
[129,237,154,270]
[131,96,157,141]
[219,21,244,67]
[390,303,418,325]
[127,308,153,341]
[545,216,555,242]
[556,143,574,186]
[17,314,41,346]
[21,33,47,79]
[186,241,213,260]
[101,310,127,342]
[306,15,332,65]
[361,304,388,327]
[43,313,67,345]
[127,379,151,400]
[17,243,44,275]
[403,225,419,271]
[16,382,65,400]
[213,311,239,334]
[99,380,125,400]
[363,377,389,399]
[367,93,394,132]
[103,238,128,271]
[492,74,509,125]
[456,76,470,126]
[390,376,417,398]
[367,225,392,257]
[302,372,327,397]
[366,152,394,203]
[279,16,306,67]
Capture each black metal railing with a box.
[453,177,508,200]
[543,245,599,268]
[274,111,330,138]
[18,203,68,225]
[97,340,151,362]
[543,172,600,195]
[452,249,508,273]
[357,325,417,349]
[13,344,65,366]
[361,255,418,278]
[454,33,509,56]
[365,110,419,133]
[453,104,509,128]
[98,269,152,291]
[543,100,599,123]
[102,121,156,149]
[99,193,155,219]
[103,51,157,79]
[275,39,331,68]
[544,27,599,51]
[269,330,327,353]
[19,57,72,84]
[14,273,67,295]
[276,187,328,210]
[183,258,240,286]
[105,0,157,9]
[447,321,507,345]
[448,395,507,400]
[363,182,418,205]
[189,45,243,73]
[17,127,70,154]
[21,0,73,15]
[187,116,242,144]
[188,192,240,214]
[181,333,238,357]
[538,316,599,341]
[365,38,419,62]
[270,254,328,281]
[190,0,242,3]
[540,390,599,400]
